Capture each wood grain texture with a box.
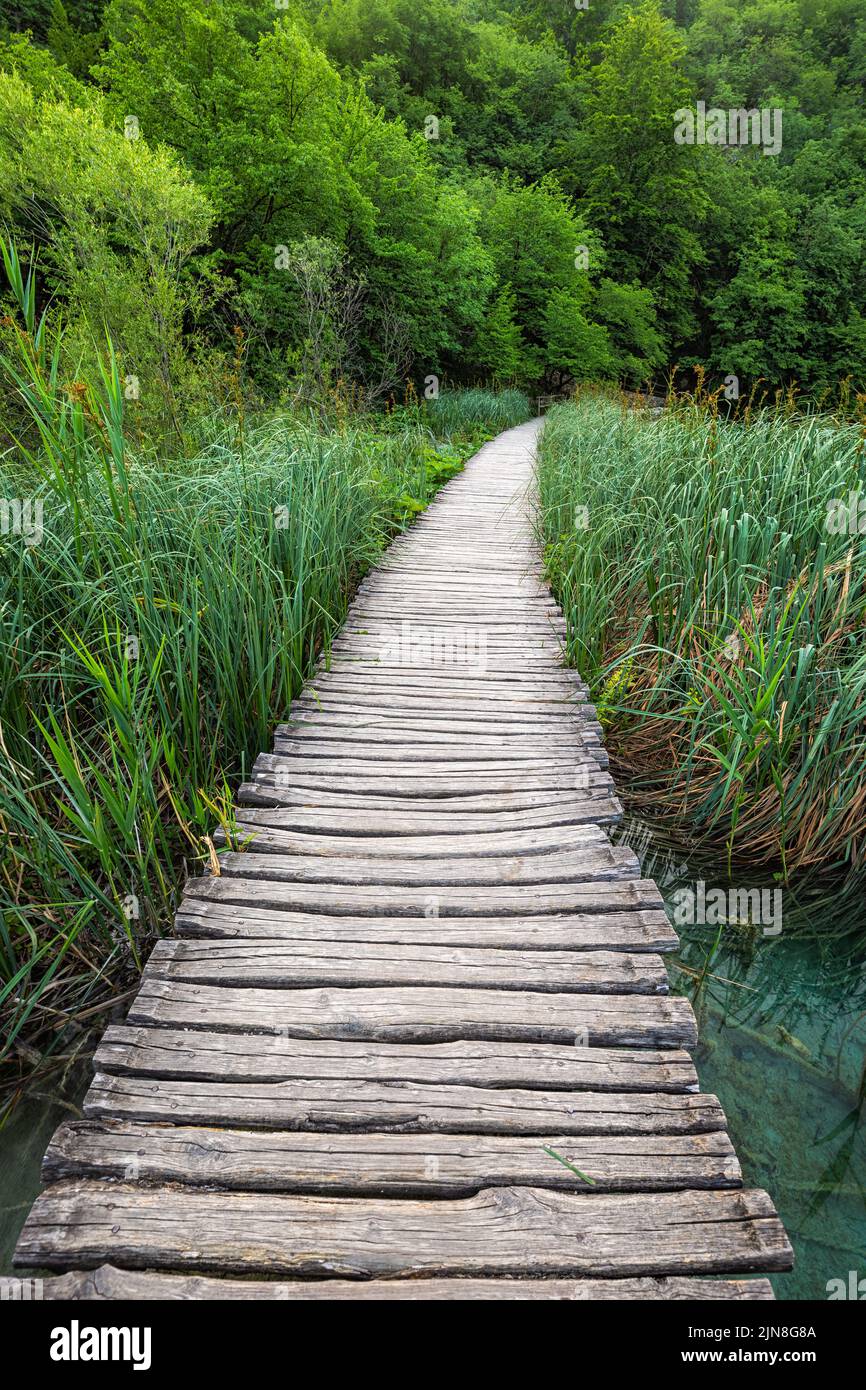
[146,939,670,994]
[180,874,665,918]
[211,844,641,887]
[225,798,624,831]
[247,767,615,800]
[43,1120,741,1193]
[15,1182,793,1278]
[173,900,678,952]
[82,1072,723,1133]
[127,978,699,1046]
[221,825,616,860]
[38,1266,776,1300]
[93,1027,699,1090]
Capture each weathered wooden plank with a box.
[350,607,563,622]
[255,753,602,779]
[146,939,669,994]
[277,723,596,746]
[43,1121,741,1193]
[174,900,677,953]
[222,821,620,859]
[272,738,597,762]
[212,845,640,888]
[256,757,609,782]
[330,642,566,661]
[93,1027,699,1091]
[333,643,566,661]
[237,784,618,819]
[360,579,551,595]
[301,678,584,700]
[181,874,662,919]
[236,783,612,812]
[357,598,556,613]
[335,622,567,636]
[376,551,539,562]
[278,719,588,740]
[38,1266,777,1300]
[82,1073,725,1134]
[315,658,588,679]
[307,663,589,687]
[297,672,589,695]
[298,680,587,697]
[15,1183,794,1277]
[315,664,592,681]
[298,688,592,709]
[248,768,615,800]
[340,624,565,642]
[288,705,601,736]
[128,979,698,1046]
[272,739,609,772]
[281,710,591,733]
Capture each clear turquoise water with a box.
[616,816,866,1301]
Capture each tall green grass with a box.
[0,252,502,1109]
[538,397,866,904]
[425,387,531,435]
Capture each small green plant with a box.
[542,1145,597,1185]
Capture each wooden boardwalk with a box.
[16,420,793,1298]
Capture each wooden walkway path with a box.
[16,421,792,1298]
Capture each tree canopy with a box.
[1,0,863,401]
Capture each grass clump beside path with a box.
[538,395,866,911]
[425,387,531,436]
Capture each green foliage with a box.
[0,0,864,1096]
[474,284,525,384]
[91,2,496,393]
[565,2,709,348]
[424,386,531,434]
[5,0,863,397]
[0,65,212,438]
[538,396,866,897]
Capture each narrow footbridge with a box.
[16,421,793,1299]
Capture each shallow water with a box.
[1,831,864,1295]
[0,1068,89,1276]
[616,816,866,1301]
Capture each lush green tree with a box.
[96,2,494,391]
[564,2,709,348]
[0,26,93,99]
[459,21,579,182]
[46,0,103,77]
[0,67,212,432]
[474,174,593,383]
[474,283,525,383]
[593,277,665,382]
[542,288,614,387]
[314,0,578,182]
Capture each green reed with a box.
[537,396,866,904]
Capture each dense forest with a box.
[2,0,865,432]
